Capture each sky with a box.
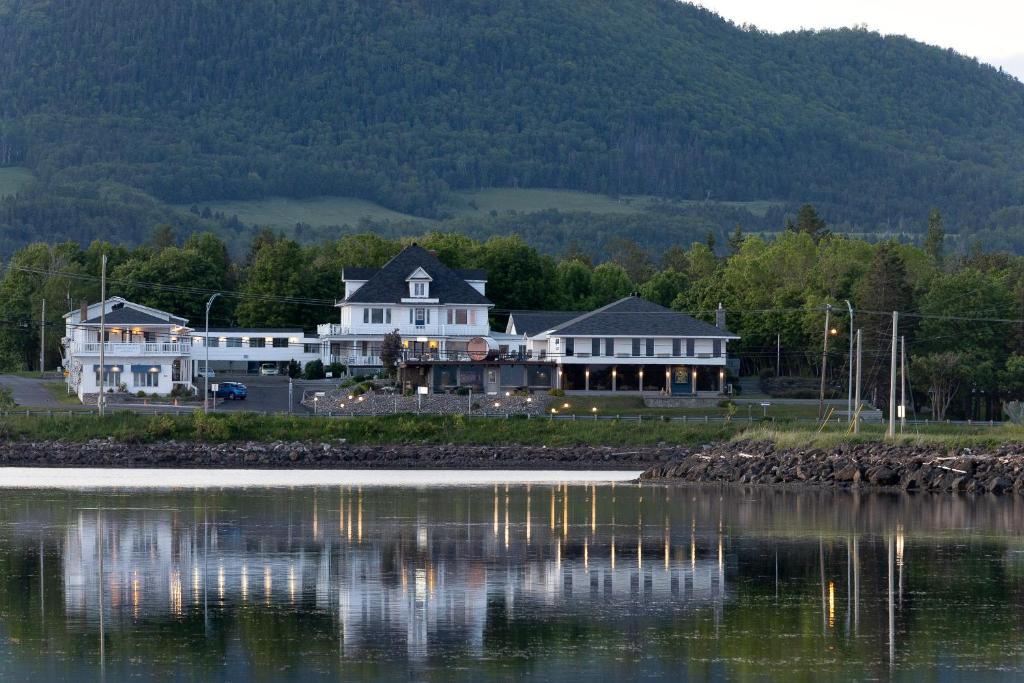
[694,1,1024,81]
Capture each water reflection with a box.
[4,485,1024,680]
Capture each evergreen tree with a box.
[788,204,829,243]
[924,208,945,264]
[727,224,745,255]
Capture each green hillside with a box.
[2,0,1024,250]
[0,168,32,198]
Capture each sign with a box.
[325,372,333,378]
[315,391,326,398]
[760,402,771,407]
[417,386,429,395]
[897,405,905,418]
[210,383,219,392]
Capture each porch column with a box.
[612,366,617,391]
[584,366,590,391]
[665,367,671,394]
[692,368,698,396]
[718,367,725,394]
[638,368,644,393]
[557,366,563,390]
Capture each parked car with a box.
[259,363,279,376]
[195,368,216,379]
[215,381,247,400]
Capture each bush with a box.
[170,384,195,398]
[548,388,566,397]
[327,362,346,378]
[192,413,230,441]
[136,390,147,398]
[145,415,178,440]
[454,386,470,396]
[758,367,775,380]
[287,359,301,379]
[717,399,735,408]
[0,387,14,410]
[303,359,325,380]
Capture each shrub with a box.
[170,384,195,398]
[717,399,735,408]
[136,390,146,398]
[758,367,775,380]
[287,359,302,378]
[0,387,14,410]
[548,388,566,397]
[327,362,347,378]
[145,415,178,440]
[454,386,470,396]
[304,359,325,380]
[192,413,230,441]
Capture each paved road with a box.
[0,374,63,407]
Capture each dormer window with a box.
[405,266,433,299]
[412,282,427,297]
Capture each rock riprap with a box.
[641,441,1024,494]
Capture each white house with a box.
[62,297,193,401]
[317,244,493,370]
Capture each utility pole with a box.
[776,333,781,377]
[98,254,107,417]
[204,293,221,414]
[818,304,832,421]
[845,300,853,422]
[854,329,862,434]
[887,311,898,439]
[39,298,46,375]
[900,335,906,433]
[288,376,294,415]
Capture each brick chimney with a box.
[715,302,726,329]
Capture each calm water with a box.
[2,478,1024,681]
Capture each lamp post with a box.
[204,293,221,414]
[845,300,854,424]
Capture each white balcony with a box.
[71,342,191,356]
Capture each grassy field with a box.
[41,381,83,405]
[177,188,781,230]
[0,167,33,198]
[0,411,1019,448]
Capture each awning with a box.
[131,364,162,373]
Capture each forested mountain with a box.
[2,0,1024,248]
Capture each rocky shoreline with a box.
[0,439,666,470]
[641,441,1024,495]
[5,440,1024,495]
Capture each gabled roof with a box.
[343,245,492,306]
[548,296,738,338]
[507,311,584,336]
[75,297,189,327]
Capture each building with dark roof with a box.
[318,245,494,370]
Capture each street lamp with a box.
[204,293,221,414]
[845,300,854,424]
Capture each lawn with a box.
[41,381,83,405]
[0,167,33,198]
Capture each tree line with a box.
[3,205,1024,420]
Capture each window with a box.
[605,338,615,356]
[566,338,574,356]
[447,308,469,325]
[303,343,320,354]
[646,339,654,356]
[632,338,641,356]
[415,308,426,326]
[206,336,219,348]
[227,337,242,348]
[686,339,695,356]
[364,308,386,324]
[672,339,681,356]
[272,338,289,348]
[713,339,723,357]
[412,282,427,297]
[249,338,265,348]
[132,370,159,387]
[592,338,601,356]
[94,368,120,386]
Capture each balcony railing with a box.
[71,342,191,356]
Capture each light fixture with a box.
[347,395,353,400]
[563,402,569,409]
[149,367,159,373]
[550,408,557,414]
[830,328,838,336]
[591,406,598,413]
[526,397,533,403]
[493,402,500,408]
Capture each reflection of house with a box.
[62,297,193,400]
[317,245,493,371]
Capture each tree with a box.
[727,224,745,255]
[554,260,592,310]
[235,238,308,327]
[705,230,717,253]
[789,204,829,243]
[606,237,655,284]
[380,329,402,377]
[150,224,177,250]
[923,208,945,264]
[473,235,556,310]
[912,351,973,421]
[286,359,301,379]
[639,269,687,307]
[589,262,633,307]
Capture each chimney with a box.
[715,302,726,329]
[80,300,88,322]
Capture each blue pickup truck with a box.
[214,381,248,400]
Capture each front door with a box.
[485,367,498,395]
[670,366,692,395]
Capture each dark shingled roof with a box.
[203,328,305,334]
[344,245,492,305]
[84,307,185,326]
[549,297,738,337]
[342,267,379,281]
[507,311,584,336]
